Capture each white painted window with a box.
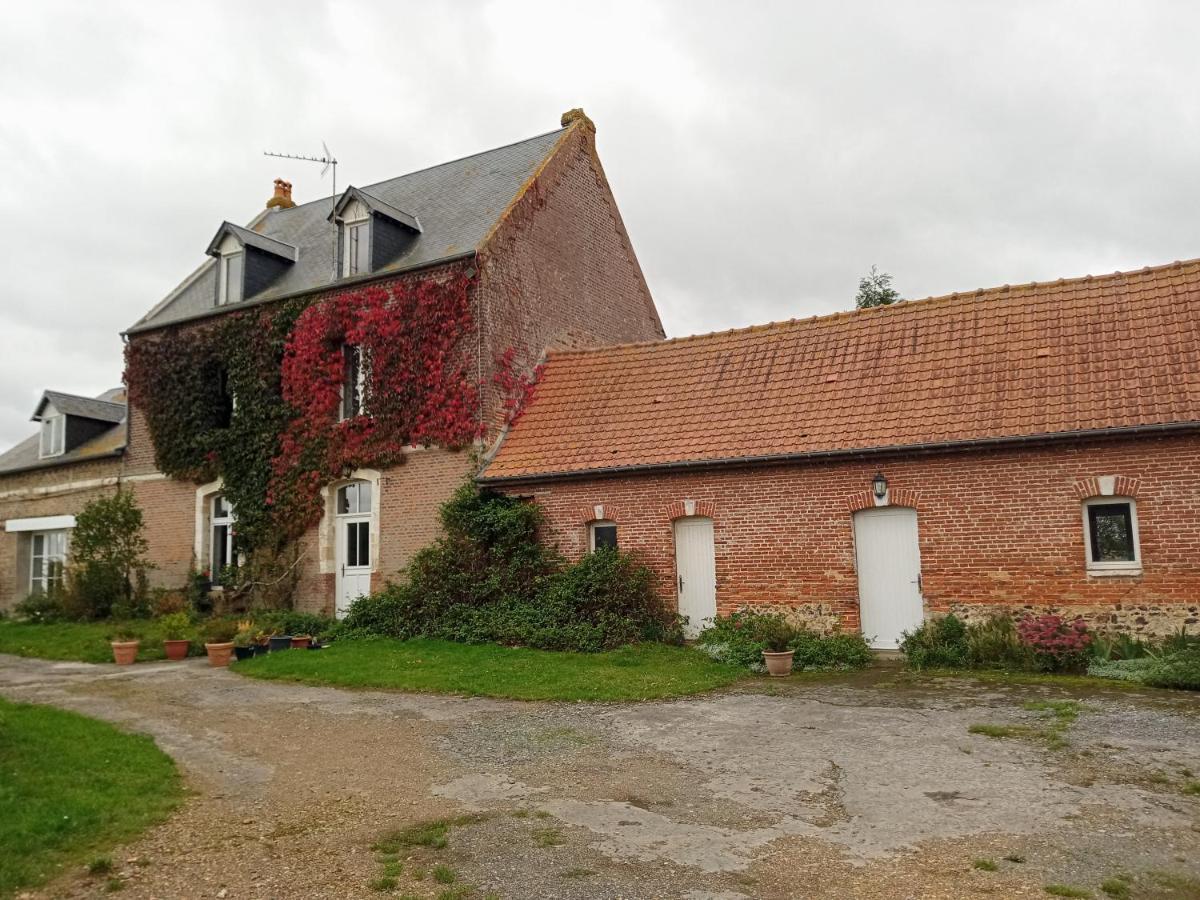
[30,529,68,595]
[337,480,373,516]
[342,218,370,277]
[210,494,236,584]
[340,345,369,420]
[1082,497,1141,574]
[218,251,244,305]
[336,482,372,569]
[39,413,65,458]
[589,520,618,551]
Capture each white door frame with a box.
[853,506,924,650]
[334,479,376,617]
[674,516,717,638]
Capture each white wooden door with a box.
[853,506,924,649]
[674,516,717,637]
[336,516,372,617]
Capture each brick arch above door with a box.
[1072,475,1141,500]
[845,488,921,513]
[665,499,716,521]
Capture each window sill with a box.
[1086,566,1142,578]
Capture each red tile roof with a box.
[482,258,1200,481]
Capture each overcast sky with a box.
[2,1,1198,446]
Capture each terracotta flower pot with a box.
[290,635,312,649]
[762,649,795,677]
[111,640,140,666]
[163,639,190,661]
[205,641,235,668]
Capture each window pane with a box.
[225,254,243,304]
[1089,503,1134,562]
[213,494,230,519]
[358,482,372,513]
[342,345,362,419]
[592,524,618,550]
[213,523,229,578]
[346,521,359,566]
[357,522,370,566]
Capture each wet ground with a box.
[2,654,1199,899]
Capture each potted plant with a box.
[233,622,257,662]
[251,630,270,656]
[290,634,313,649]
[158,611,194,661]
[759,616,797,677]
[203,619,238,668]
[110,629,140,666]
[268,633,293,653]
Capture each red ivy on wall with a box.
[269,273,479,529]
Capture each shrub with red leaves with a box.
[1017,614,1093,672]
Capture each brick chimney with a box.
[266,178,295,210]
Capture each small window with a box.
[337,481,373,516]
[211,494,236,585]
[589,520,618,551]
[30,530,68,595]
[39,414,65,458]
[218,252,243,305]
[1083,498,1140,573]
[343,219,370,277]
[340,345,368,420]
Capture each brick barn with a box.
[480,261,1200,647]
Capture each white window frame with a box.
[340,344,369,421]
[342,217,370,277]
[218,251,244,306]
[210,494,236,585]
[336,481,373,569]
[39,414,65,459]
[29,529,68,594]
[589,520,618,552]
[1082,497,1141,575]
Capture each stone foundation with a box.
[943,602,1200,640]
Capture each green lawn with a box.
[0,620,198,664]
[0,698,182,896]
[235,638,742,701]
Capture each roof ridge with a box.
[44,389,126,408]
[546,255,1200,360]
[266,127,569,217]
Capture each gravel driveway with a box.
[2,655,1198,899]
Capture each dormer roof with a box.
[328,186,422,233]
[205,221,299,262]
[32,390,126,424]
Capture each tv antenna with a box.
[264,142,339,277]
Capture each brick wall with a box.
[476,122,665,433]
[508,434,1200,638]
[0,456,123,610]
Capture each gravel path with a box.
[3,656,1199,899]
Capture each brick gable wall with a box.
[510,434,1200,638]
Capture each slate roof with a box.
[481,258,1200,481]
[0,389,126,476]
[129,127,570,333]
[34,390,126,424]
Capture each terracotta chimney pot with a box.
[266,178,296,209]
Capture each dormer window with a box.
[218,251,244,305]
[341,201,370,277]
[39,412,65,458]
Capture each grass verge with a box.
[236,637,741,701]
[0,698,182,896]
[0,620,200,664]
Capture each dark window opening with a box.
[342,345,363,420]
[591,523,618,551]
[1087,502,1135,563]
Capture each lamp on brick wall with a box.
[871,472,888,500]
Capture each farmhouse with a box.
[0,390,127,608]
[0,110,665,614]
[480,260,1200,647]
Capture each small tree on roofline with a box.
[855,266,900,309]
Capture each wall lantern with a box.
[871,472,888,499]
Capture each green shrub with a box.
[696,609,872,673]
[59,491,151,621]
[255,610,337,639]
[156,612,194,641]
[965,614,1035,670]
[1142,648,1200,691]
[13,590,65,623]
[203,619,238,644]
[1087,657,1158,683]
[343,485,677,652]
[899,615,968,669]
